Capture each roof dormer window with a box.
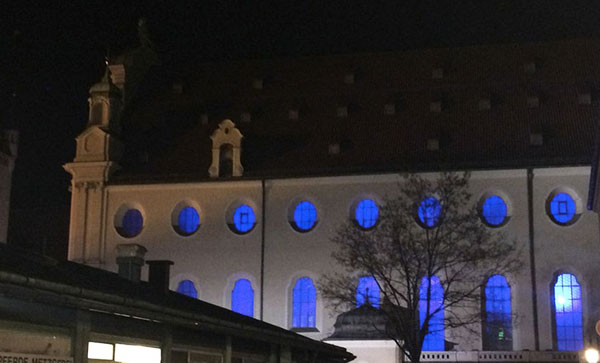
[432,67,444,80]
[478,98,491,111]
[336,106,348,118]
[252,78,263,90]
[527,96,540,108]
[344,73,355,84]
[578,92,592,105]
[384,103,396,115]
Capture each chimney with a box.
[116,244,147,283]
[146,260,174,293]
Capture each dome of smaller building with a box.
[327,304,390,340]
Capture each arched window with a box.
[419,275,444,351]
[219,144,233,177]
[553,273,583,351]
[232,279,254,317]
[417,197,442,228]
[292,277,316,329]
[176,280,198,299]
[356,276,380,308]
[483,275,512,350]
[355,199,379,229]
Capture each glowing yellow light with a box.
[585,348,599,363]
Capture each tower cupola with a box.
[88,67,122,134]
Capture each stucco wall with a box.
[84,166,597,353]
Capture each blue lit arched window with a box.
[175,207,200,236]
[355,199,379,229]
[292,277,316,329]
[118,209,143,237]
[419,275,444,351]
[417,197,442,228]
[483,275,512,350]
[549,193,577,225]
[481,195,508,227]
[292,201,318,232]
[176,280,198,299]
[232,279,254,317]
[232,204,256,234]
[553,273,583,351]
[356,276,380,308]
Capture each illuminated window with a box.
[176,280,198,299]
[481,195,508,227]
[232,204,256,234]
[483,275,512,350]
[292,201,317,232]
[419,275,444,351]
[88,342,114,360]
[553,273,583,351]
[549,193,577,225]
[356,276,380,308]
[174,207,200,236]
[118,209,143,237]
[292,277,316,329]
[114,344,161,363]
[232,279,254,317]
[355,199,379,229]
[417,197,442,228]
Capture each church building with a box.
[65,38,600,363]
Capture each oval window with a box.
[480,195,509,227]
[117,209,143,238]
[291,201,318,232]
[230,204,256,234]
[548,192,578,226]
[417,197,442,228]
[355,199,379,229]
[174,206,200,236]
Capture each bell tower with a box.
[64,67,123,265]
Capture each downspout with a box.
[527,167,540,350]
[260,178,266,320]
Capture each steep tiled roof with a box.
[112,38,600,183]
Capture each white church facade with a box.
[65,38,600,363]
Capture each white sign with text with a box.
[0,352,73,363]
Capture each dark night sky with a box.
[1,1,599,258]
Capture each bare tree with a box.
[321,172,521,363]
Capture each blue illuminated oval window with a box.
[481,195,508,227]
[355,199,379,230]
[292,201,317,232]
[231,204,256,234]
[117,209,143,238]
[176,280,198,299]
[548,192,578,225]
[417,197,442,228]
[174,206,200,236]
